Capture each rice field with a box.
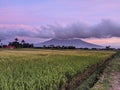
[0,49,115,90]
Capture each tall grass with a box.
[0,50,115,90]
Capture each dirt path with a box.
[110,71,120,90]
[91,53,120,90]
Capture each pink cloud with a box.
[83,37,120,45]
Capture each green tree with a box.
[21,40,25,44]
[15,38,18,42]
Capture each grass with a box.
[91,51,120,90]
[0,49,115,90]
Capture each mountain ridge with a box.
[35,39,102,48]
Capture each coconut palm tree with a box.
[15,38,18,42]
[21,40,25,44]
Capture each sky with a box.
[0,0,120,48]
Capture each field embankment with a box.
[0,49,115,90]
[91,51,120,90]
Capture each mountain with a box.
[35,39,102,48]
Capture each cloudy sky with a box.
[0,0,120,48]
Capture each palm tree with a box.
[15,38,18,42]
[21,40,25,44]
[13,38,19,48]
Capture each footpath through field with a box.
[91,52,120,90]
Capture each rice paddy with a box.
[0,49,115,90]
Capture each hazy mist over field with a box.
[0,0,120,48]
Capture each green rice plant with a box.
[0,49,115,90]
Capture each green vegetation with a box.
[91,52,120,90]
[75,52,115,90]
[0,49,115,90]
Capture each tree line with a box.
[40,45,76,49]
[0,38,33,48]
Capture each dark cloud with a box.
[0,25,55,40]
[0,25,36,40]
[45,20,120,39]
[0,20,120,40]
[48,22,91,39]
[90,20,120,38]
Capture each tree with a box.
[8,42,12,46]
[0,39,1,48]
[105,45,111,50]
[7,38,34,48]
[0,40,3,48]
[15,38,18,42]
[12,38,20,48]
[21,40,25,44]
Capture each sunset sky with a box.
[0,0,120,48]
